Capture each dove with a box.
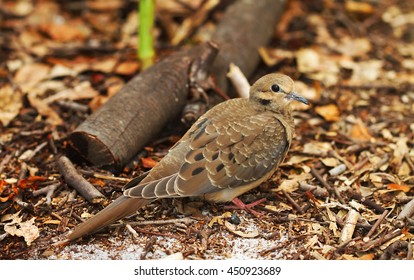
[67,73,309,241]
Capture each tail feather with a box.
[67,196,150,241]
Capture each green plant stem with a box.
[138,0,155,70]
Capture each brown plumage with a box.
[67,73,309,241]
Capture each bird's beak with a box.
[286,92,309,105]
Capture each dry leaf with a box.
[297,48,321,73]
[303,142,332,156]
[115,61,140,75]
[285,155,312,165]
[315,104,340,122]
[40,21,91,42]
[43,81,99,104]
[0,85,22,126]
[387,183,411,192]
[274,172,312,192]
[4,213,39,246]
[321,157,340,167]
[14,63,50,92]
[337,37,371,57]
[349,118,372,141]
[27,93,63,125]
[349,60,383,85]
[224,221,259,238]
[208,212,232,227]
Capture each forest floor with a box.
[1,0,414,260]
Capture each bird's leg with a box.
[225,197,266,217]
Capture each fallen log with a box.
[212,0,287,94]
[69,42,218,169]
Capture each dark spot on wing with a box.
[192,167,204,176]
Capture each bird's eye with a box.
[271,84,281,92]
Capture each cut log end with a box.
[69,131,117,168]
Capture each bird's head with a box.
[250,73,309,110]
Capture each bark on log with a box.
[212,0,287,94]
[69,42,218,169]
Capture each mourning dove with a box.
[67,73,309,241]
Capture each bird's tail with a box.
[67,196,149,241]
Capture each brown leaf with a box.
[115,61,140,75]
[141,157,158,169]
[315,104,340,122]
[349,118,372,141]
[14,63,50,92]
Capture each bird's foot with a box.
[225,197,266,217]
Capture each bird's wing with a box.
[123,111,289,200]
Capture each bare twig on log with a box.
[69,42,218,169]
[226,63,250,98]
[56,156,104,204]
[212,0,287,94]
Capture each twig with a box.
[336,236,361,251]
[32,183,61,205]
[125,217,197,227]
[51,212,63,221]
[339,209,360,243]
[299,182,329,198]
[352,156,370,171]
[71,211,84,223]
[56,156,105,204]
[397,198,414,220]
[328,163,347,176]
[311,167,345,203]
[408,241,413,260]
[282,190,304,214]
[140,236,157,260]
[379,241,410,260]
[126,224,139,239]
[48,134,58,155]
[362,229,403,251]
[57,100,89,113]
[133,228,181,240]
[84,171,131,183]
[364,210,389,241]
[26,141,48,161]
[351,192,385,214]
[226,63,250,98]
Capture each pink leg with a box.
[225,197,266,217]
